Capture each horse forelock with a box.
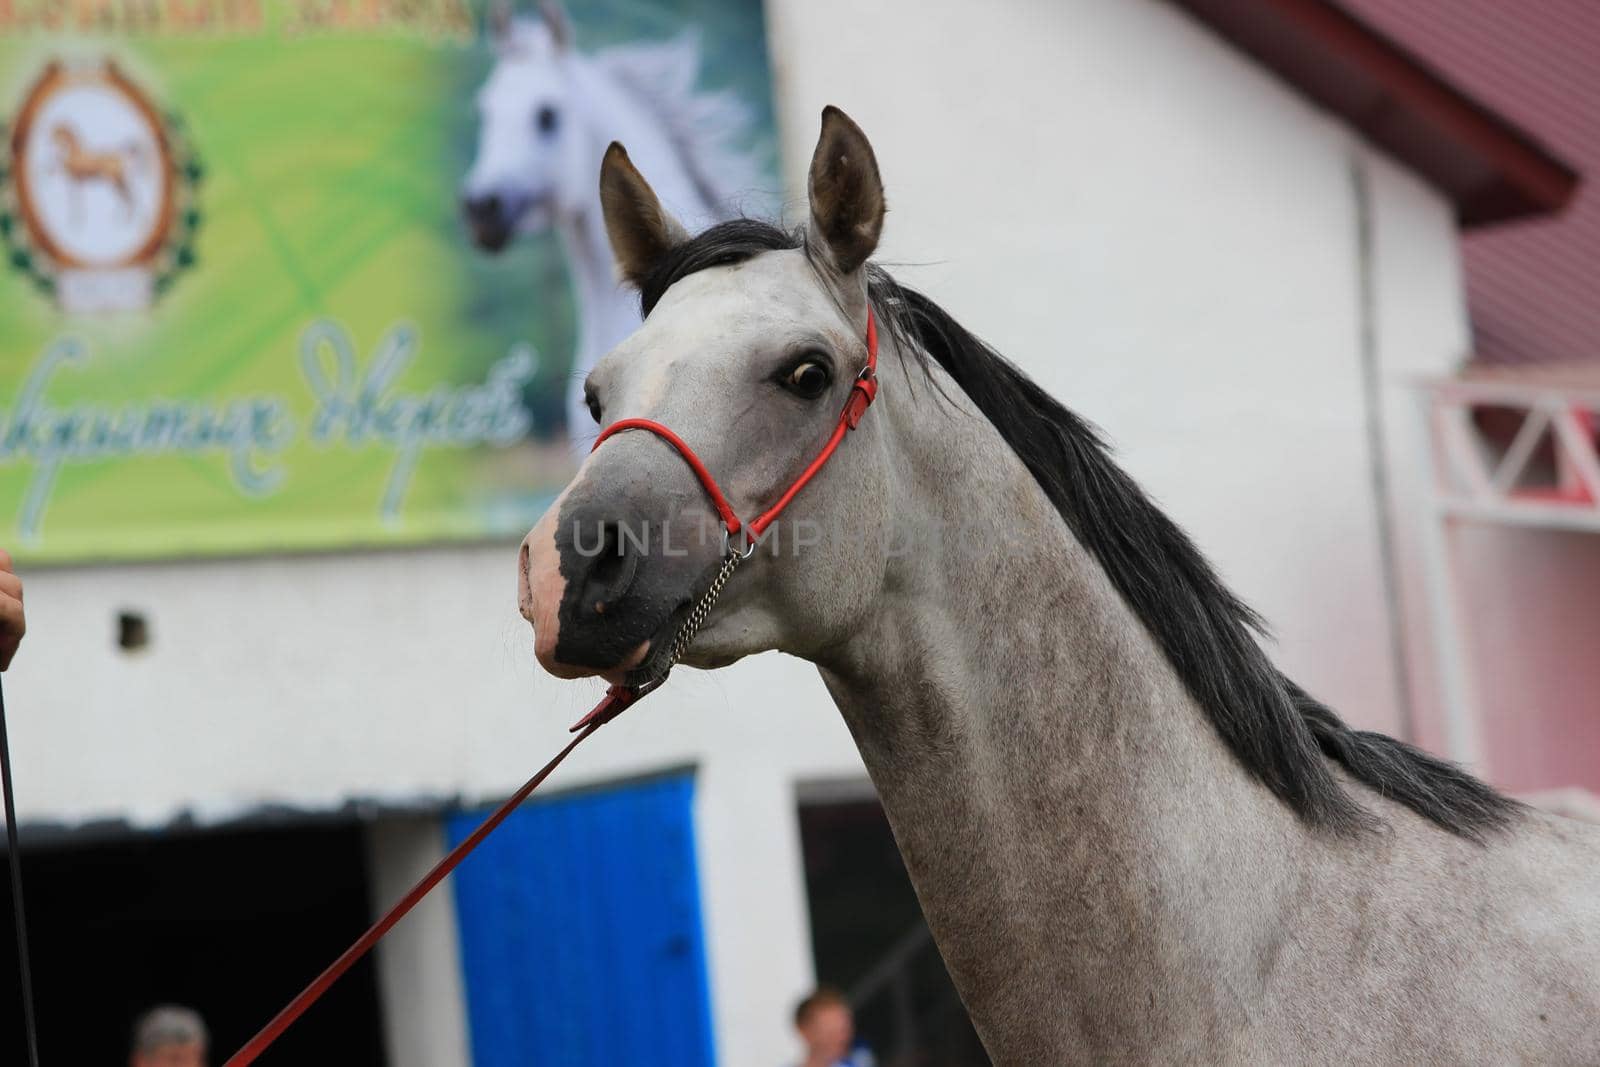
[636,218,802,316]
[634,217,1520,841]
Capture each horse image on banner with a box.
[51,122,149,223]
[461,1,765,453]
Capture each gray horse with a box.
[519,107,1600,1063]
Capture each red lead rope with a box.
[225,309,878,1064]
[224,691,633,1066]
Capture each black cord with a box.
[0,675,40,1067]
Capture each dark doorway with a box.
[798,796,990,1067]
[0,819,387,1066]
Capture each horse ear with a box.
[807,106,885,277]
[600,142,688,289]
[539,0,573,50]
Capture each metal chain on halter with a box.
[667,549,743,667]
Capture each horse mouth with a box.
[470,221,514,253]
[462,192,555,254]
[615,598,697,688]
[461,195,534,253]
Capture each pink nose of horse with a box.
[519,511,570,675]
[518,496,654,681]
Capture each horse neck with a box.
[815,336,1312,1057]
[560,59,717,360]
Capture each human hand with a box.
[0,549,24,671]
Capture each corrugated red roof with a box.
[1343,0,1598,366]
[1173,0,1578,227]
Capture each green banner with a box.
[0,0,777,562]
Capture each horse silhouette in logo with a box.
[50,122,148,224]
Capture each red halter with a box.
[591,307,879,553]
[223,309,881,1067]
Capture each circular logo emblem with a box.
[2,59,201,312]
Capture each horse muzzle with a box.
[461,193,515,252]
[462,189,556,252]
[519,477,723,684]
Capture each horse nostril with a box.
[590,522,622,584]
[581,519,641,613]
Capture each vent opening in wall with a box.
[117,611,149,652]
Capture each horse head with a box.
[517,107,888,682]
[461,1,585,252]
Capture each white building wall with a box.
[1361,148,1476,757]
[365,818,473,1067]
[5,0,1473,1064]
[768,0,1427,738]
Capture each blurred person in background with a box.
[0,548,22,670]
[130,1005,208,1067]
[792,986,874,1067]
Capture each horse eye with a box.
[784,361,831,400]
[535,105,559,135]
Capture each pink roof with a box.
[1175,0,1577,227]
[1344,0,1598,366]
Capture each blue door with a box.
[446,773,716,1066]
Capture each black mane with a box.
[638,219,1518,840]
